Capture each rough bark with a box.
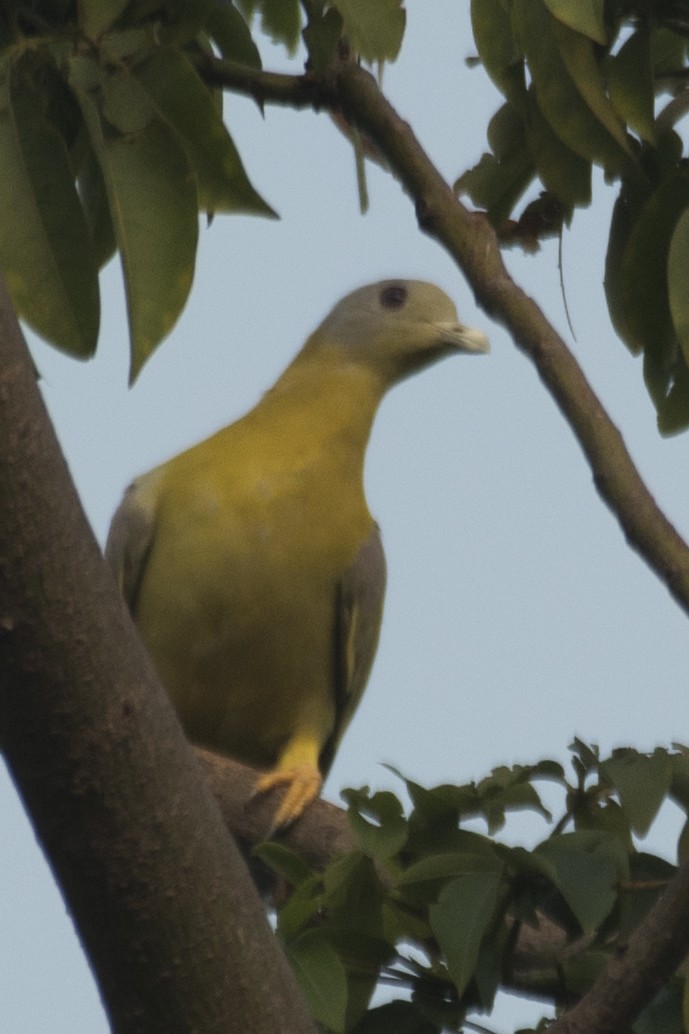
[0,279,316,1033]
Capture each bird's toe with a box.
[255,764,323,830]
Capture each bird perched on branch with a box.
[106,280,489,828]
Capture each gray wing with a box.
[104,478,156,613]
[321,524,387,776]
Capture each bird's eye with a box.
[379,284,408,310]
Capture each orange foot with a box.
[255,764,323,831]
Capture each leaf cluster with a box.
[462,0,689,432]
[0,0,273,381]
[8,0,689,435]
[261,742,689,1033]
[239,0,405,67]
[0,0,407,381]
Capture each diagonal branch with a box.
[196,53,689,620]
[548,857,689,1034]
[333,62,689,615]
[326,61,689,1033]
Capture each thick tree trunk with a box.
[0,279,315,1033]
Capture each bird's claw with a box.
[253,764,322,832]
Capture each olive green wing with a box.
[104,476,158,613]
[321,524,387,776]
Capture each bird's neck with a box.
[255,353,386,467]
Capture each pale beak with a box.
[438,322,490,355]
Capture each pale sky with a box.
[3,4,689,1031]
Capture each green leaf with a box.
[132,46,275,216]
[206,1,262,67]
[303,6,344,75]
[473,929,502,1011]
[680,819,689,864]
[605,128,686,400]
[69,55,198,381]
[550,18,630,157]
[102,69,154,134]
[512,0,632,176]
[542,0,606,43]
[155,0,215,46]
[407,778,481,821]
[669,204,689,368]
[333,0,406,64]
[536,830,628,932]
[476,762,556,830]
[412,990,465,1032]
[79,0,129,39]
[291,849,389,1031]
[343,788,408,859]
[0,55,99,357]
[78,144,117,269]
[605,181,650,354]
[601,748,672,836]
[238,0,302,55]
[607,28,655,144]
[646,350,689,436]
[471,0,524,99]
[570,738,600,772]
[398,849,502,888]
[502,844,558,882]
[455,103,535,224]
[531,758,567,781]
[350,1001,438,1034]
[428,870,502,997]
[574,797,633,848]
[610,173,689,358]
[635,981,684,1034]
[287,932,348,1033]
[487,100,525,158]
[633,980,682,1034]
[97,26,152,65]
[382,899,430,944]
[321,931,393,1030]
[253,840,314,885]
[671,752,689,810]
[321,853,385,938]
[652,28,689,77]
[523,89,591,209]
[407,804,497,858]
[484,778,552,832]
[619,851,675,939]
[401,778,466,853]
[275,876,323,940]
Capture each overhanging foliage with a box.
[257,742,689,1033]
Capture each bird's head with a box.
[304,279,489,386]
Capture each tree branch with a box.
[195,54,325,110]
[196,747,358,873]
[332,62,689,614]
[549,857,689,1034]
[329,62,689,1032]
[197,53,689,620]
